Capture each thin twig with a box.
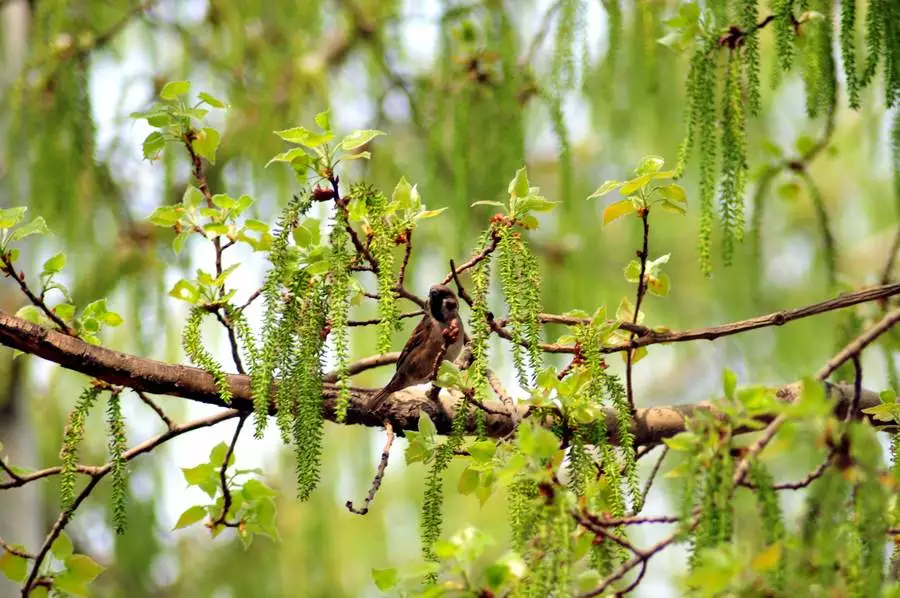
[348,310,421,327]
[134,390,175,430]
[0,537,33,559]
[632,446,668,515]
[213,309,245,375]
[346,421,395,515]
[322,352,401,383]
[817,307,900,380]
[1,255,76,335]
[210,414,247,528]
[881,226,900,287]
[440,231,501,286]
[624,211,650,412]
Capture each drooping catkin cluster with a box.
[252,193,310,439]
[747,461,785,590]
[327,209,353,422]
[801,0,837,120]
[106,390,128,534]
[183,307,233,405]
[468,235,494,405]
[690,442,734,567]
[350,183,398,355]
[497,226,543,386]
[59,384,102,509]
[516,491,574,597]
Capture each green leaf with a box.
[314,109,331,132]
[211,194,236,210]
[723,369,737,400]
[182,185,205,208]
[468,440,496,463]
[588,180,623,199]
[160,80,191,100]
[635,155,665,175]
[274,127,334,148]
[340,129,385,151]
[15,305,41,324]
[662,431,697,452]
[619,174,653,196]
[266,147,312,168]
[10,217,49,242]
[243,478,278,500]
[172,232,190,254]
[647,274,670,296]
[209,441,233,467]
[193,127,221,165]
[142,131,166,160]
[471,200,506,208]
[342,150,371,160]
[101,311,124,327]
[415,208,448,221]
[149,206,180,227]
[64,554,105,583]
[244,219,269,234]
[657,183,687,203]
[173,505,207,530]
[418,411,437,439]
[392,178,412,209]
[624,259,641,282]
[52,533,74,560]
[372,567,398,591]
[516,195,558,213]
[603,199,636,225]
[659,199,687,215]
[0,207,28,229]
[0,548,27,582]
[508,166,530,197]
[436,361,462,388]
[168,279,199,303]
[457,467,479,494]
[795,135,816,155]
[42,252,66,274]
[198,91,226,108]
[517,421,559,461]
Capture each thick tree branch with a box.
[0,309,887,445]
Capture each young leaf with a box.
[64,554,105,584]
[371,568,398,591]
[314,109,331,132]
[340,129,385,151]
[657,183,687,203]
[0,549,27,582]
[51,533,74,560]
[198,91,226,108]
[193,128,221,165]
[414,208,448,221]
[173,505,207,530]
[634,155,665,175]
[602,199,636,225]
[588,180,622,199]
[159,80,191,100]
[42,252,66,274]
[274,127,334,148]
[508,166,530,197]
[9,217,49,242]
[149,206,180,227]
[142,131,166,160]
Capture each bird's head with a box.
[428,284,459,322]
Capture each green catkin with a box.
[106,390,128,535]
[840,0,860,108]
[183,307,232,404]
[251,194,309,438]
[675,45,704,178]
[742,0,762,116]
[800,469,849,587]
[720,50,748,265]
[356,185,398,355]
[800,171,837,288]
[859,0,883,88]
[803,0,837,119]
[748,461,785,590]
[327,209,352,422]
[60,384,102,509]
[273,276,309,443]
[509,469,540,553]
[773,0,796,73]
[552,0,582,92]
[849,425,888,595]
[694,39,719,276]
[497,227,543,386]
[421,384,471,572]
[883,0,899,107]
[293,280,328,500]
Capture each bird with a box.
[366,284,466,411]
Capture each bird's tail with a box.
[366,387,392,411]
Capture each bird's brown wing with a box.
[366,314,436,410]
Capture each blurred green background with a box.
[0,0,896,596]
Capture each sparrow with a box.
[366,284,466,411]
